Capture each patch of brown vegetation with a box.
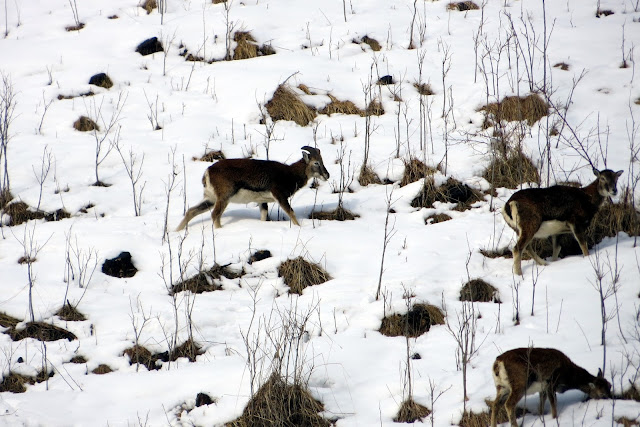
[309,205,359,221]
[0,312,20,329]
[141,0,157,14]
[460,279,501,303]
[621,384,640,401]
[195,150,225,162]
[458,401,526,427]
[0,372,32,393]
[554,62,570,71]
[319,94,364,116]
[89,73,113,89]
[3,201,46,225]
[213,0,227,3]
[171,338,204,362]
[226,374,331,427]
[394,399,431,423]
[358,164,382,186]
[55,302,87,321]
[425,213,452,224]
[57,90,95,100]
[480,94,549,127]
[411,177,484,211]
[233,31,258,60]
[92,364,113,375]
[617,417,640,427]
[483,149,539,189]
[447,1,479,11]
[265,85,317,126]
[414,82,434,96]
[69,355,87,364]
[8,322,77,342]
[65,23,85,32]
[171,264,242,294]
[278,257,331,295]
[124,345,160,371]
[360,35,381,51]
[366,99,385,116]
[73,116,99,132]
[379,303,445,338]
[400,157,437,187]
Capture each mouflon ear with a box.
[592,167,600,177]
[597,368,603,378]
[615,170,624,178]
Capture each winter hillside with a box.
[0,0,640,425]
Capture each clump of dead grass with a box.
[379,303,445,338]
[460,279,501,303]
[366,99,385,116]
[2,201,69,226]
[394,399,431,423]
[92,364,113,375]
[8,322,77,342]
[0,312,20,329]
[171,264,242,294]
[65,23,85,32]
[617,417,640,427]
[141,0,157,14]
[69,355,87,364]
[265,85,317,126]
[89,73,113,89]
[358,164,382,186]
[480,93,549,127]
[309,205,359,221]
[195,150,225,162]
[73,116,99,132]
[360,35,381,51]
[411,177,484,211]
[483,149,539,189]
[55,302,87,321]
[447,1,479,11]
[233,31,258,60]
[319,94,364,116]
[400,157,438,187]
[425,213,452,224]
[278,257,331,295]
[554,62,570,71]
[226,373,331,427]
[413,82,435,96]
[171,338,204,362]
[0,372,34,393]
[57,90,95,100]
[620,384,640,402]
[124,345,160,371]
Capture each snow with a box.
[0,0,639,425]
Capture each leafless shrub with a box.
[278,256,330,295]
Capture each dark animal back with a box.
[508,186,593,222]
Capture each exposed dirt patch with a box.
[278,257,331,295]
[379,303,445,338]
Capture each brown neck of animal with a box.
[290,158,311,188]
[582,178,607,207]
[559,362,597,394]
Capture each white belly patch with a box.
[534,220,571,238]
[525,381,546,395]
[230,189,276,204]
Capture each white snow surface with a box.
[0,0,639,425]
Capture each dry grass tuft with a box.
[65,23,85,32]
[213,0,227,3]
[621,384,640,402]
[0,372,32,393]
[617,417,640,427]
[460,279,501,303]
[89,73,113,89]
[233,31,258,60]
[141,0,157,14]
[425,213,452,224]
[171,338,204,362]
[554,62,570,71]
[0,312,20,329]
[380,303,444,338]
[226,373,331,427]
[400,157,437,187]
[411,177,484,211]
[358,164,382,186]
[92,364,113,375]
[278,257,331,295]
[309,205,359,221]
[249,249,272,264]
[124,345,160,371]
[8,321,77,342]
[171,264,241,294]
[366,99,385,116]
[55,302,87,321]
[480,93,549,127]
[360,35,381,51]
[447,1,480,11]
[394,399,431,423]
[483,149,539,189]
[69,355,87,364]
[266,85,317,126]
[196,150,225,162]
[57,90,95,100]
[320,94,364,116]
[73,116,99,132]
[414,82,435,96]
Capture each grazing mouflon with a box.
[491,347,611,427]
[176,146,329,230]
[502,167,623,275]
